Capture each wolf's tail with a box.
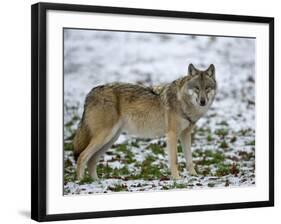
[73,121,91,162]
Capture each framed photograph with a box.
[31,2,274,222]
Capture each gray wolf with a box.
[73,64,217,180]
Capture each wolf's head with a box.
[183,63,217,108]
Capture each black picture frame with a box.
[31,2,274,222]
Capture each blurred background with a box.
[63,29,255,194]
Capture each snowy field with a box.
[63,29,255,195]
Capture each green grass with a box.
[215,163,240,176]
[230,136,237,143]
[238,151,254,161]
[193,149,225,166]
[245,140,255,146]
[64,114,80,127]
[172,182,187,189]
[149,143,165,155]
[64,142,73,151]
[207,134,213,142]
[238,128,252,136]
[135,155,169,180]
[98,164,131,179]
[107,184,128,192]
[217,121,229,126]
[177,145,183,153]
[215,128,228,138]
[219,140,229,149]
[196,127,211,136]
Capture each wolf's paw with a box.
[171,172,181,180]
[76,171,85,181]
[188,166,198,176]
[89,171,99,181]
[189,169,198,176]
[91,176,100,182]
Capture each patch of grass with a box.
[65,114,80,127]
[207,134,213,142]
[130,140,140,148]
[124,153,136,164]
[219,140,229,149]
[64,142,73,151]
[197,166,211,176]
[108,184,128,192]
[64,172,75,183]
[178,161,186,171]
[149,143,165,155]
[64,188,70,194]
[115,144,136,164]
[78,174,94,184]
[215,128,228,138]
[64,158,72,167]
[225,179,230,187]
[215,164,231,176]
[206,150,225,162]
[138,155,166,180]
[112,166,131,177]
[195,127,211,136]
[238,151,255,161]
[230,136,237,143]
[207,182,215,187]
[194,150,225,165]
[116,144,127,153]
[173,182,187,189]
[215,163,240,177]
[97,164,131,179]
[162,185,170,190]
[217,121,229,126]
[177,145,183,153]
[64,156,76,183]
[238,128,252,136]
[64,115,80,140]
[193,149,241,177]
[196,127,211,133]
[245,140,255,146]
[97,163,114,178]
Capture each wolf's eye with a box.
[205,87,211,93]
[194,86,200,91]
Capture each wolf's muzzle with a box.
[200,98,206,106]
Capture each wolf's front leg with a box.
[166,131,180,179]
[179,126,198,176]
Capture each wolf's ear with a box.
[206,64,215,77]
[188,63,198,76]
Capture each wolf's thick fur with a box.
[73,64,217,180]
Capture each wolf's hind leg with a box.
[87,148,106,180]
[76,129,116,180]
[87,128,122,180]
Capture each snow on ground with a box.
[63,29,255,195]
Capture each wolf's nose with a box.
[200,99,206,106]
